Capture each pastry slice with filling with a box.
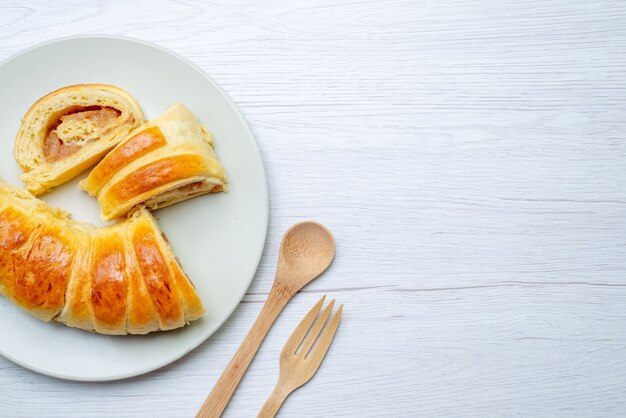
[81,103,226,221]
[14,84,144,195]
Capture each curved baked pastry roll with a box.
[0,181,204,335]
[14,84,144,195]
[81,103,226,221]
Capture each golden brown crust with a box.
[84,126,167,195]
[167,257,205,322]
[0,206,74,321]
[91,231,128,334]
[57,236,95,331]
[81,103,226,220]
[124,230,160,334]
[130,221,185,330]
[0,181,204,334]
[0,206,34,251]
[26,232,75,315]
[153,229,205,321]
[105,154,210,204]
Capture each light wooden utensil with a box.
[258,295,343,418]
[197,221,335,418]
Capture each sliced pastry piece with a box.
[0,181,204,335]
[126,212,205,330]
[0,201,80,321]
[81,103,226,221]
[14,84,144,195]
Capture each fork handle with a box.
[197,287,291,418]
[258,385,291,418]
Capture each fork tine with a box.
[299,299,335,357]
[282,295,326,355]
[306,304,343,364]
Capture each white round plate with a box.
[0,36,268,381]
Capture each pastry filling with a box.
[176,181,209,194]
[43,107,122,163]
[142,181,221,211]
[177,181,224,195]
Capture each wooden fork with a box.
[258,296,343,417]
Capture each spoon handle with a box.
[196,286,291,418]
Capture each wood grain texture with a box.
[1,0,626,416]
[199,221,335,417]
[258,297,343,418]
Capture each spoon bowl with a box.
[275,221,335,294]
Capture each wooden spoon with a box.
[196,221,335,418]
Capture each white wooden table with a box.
[1,1,626,416]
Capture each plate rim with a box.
[0,34,269,381]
